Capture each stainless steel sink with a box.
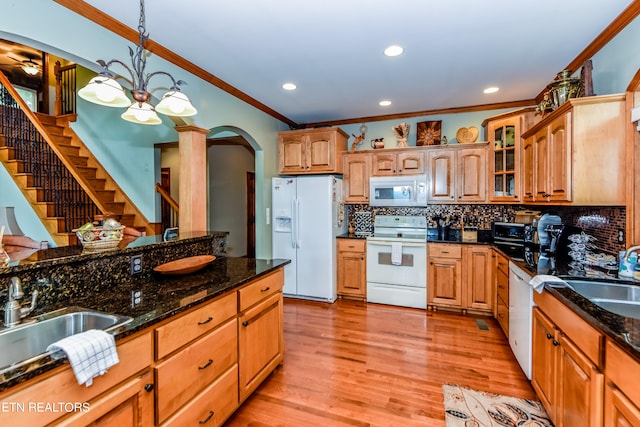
[564,279,640,319]
[0,307,132,373]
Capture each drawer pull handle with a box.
[199,410,214,424]
[546,333,553,340]
[261,286,271,292]
[199,359,214,370]
[552,340,560,346]
[198,317,213,325]
[144,384,154,392]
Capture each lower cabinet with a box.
[532,291,604,427]
[337,238,366,300]
[494,251,509,336]
[604,339,640,426]
[427,243,492,315]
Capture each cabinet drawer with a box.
[428,243,462,259]
[155,291,237,359]
[238,269,284,312]
[0,332,152,427]
[534,290,603,366]
[606,339,640,405]
[156,319,237,423]
[337,238,365,252]
[160,364,238,427]
[496,297,509,337]
[496,269,509,303]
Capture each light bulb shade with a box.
[121,102,162,125]
[22,64,39,75]
[155,90,198,117]
[78,76,131,108]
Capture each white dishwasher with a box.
[508,261,534,379]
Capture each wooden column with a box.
[176,125,209,233]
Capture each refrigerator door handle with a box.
[290,199,296,248]
[295,198,301,248]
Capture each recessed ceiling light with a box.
[379,100,392,106]
[483,86,499,94]
[384,45,404,57]
[282,83,297,91]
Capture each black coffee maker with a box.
[525,213,563,269]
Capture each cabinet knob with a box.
[552,340,560,346]
[242,321,249,327]
[546,333,553,340]
[261,286,271,292]
[144,384,154,392]
[199,410,215,425]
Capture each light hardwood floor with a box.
[225,298,536,426]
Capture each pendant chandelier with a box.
[78,0,197,125]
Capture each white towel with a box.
[47,329,119,387]
[529,274,569,294]
[391,242,402,265]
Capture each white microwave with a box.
[369,175,428,207]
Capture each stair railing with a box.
[0,71,102,233]
[54,61,77,116]
[155,183,179,230]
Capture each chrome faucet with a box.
[3,277,38,327]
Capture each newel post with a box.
[175,125,209,233]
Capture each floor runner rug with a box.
[442,384,554,426]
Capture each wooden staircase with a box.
[0,73,155,246]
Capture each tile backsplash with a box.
[347,204,626,253]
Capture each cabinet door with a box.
[238,292,283,401]
[457,148,487,202]
[522,135,535,202]
[397,151,425,175]
[428,256,462,307]
[534,127,549,200]
[371,152,397,176]
[427,150,455,202]
[488,117,521,202]
[531,307,558,420]
[343,153,370,203]
[556,333,604,427]
[307,131,337,172]
[548,113,572,202]
[337,250,366,298]
[605,384,640,427]
[279,134,306,174]
[56,371,154,427]
[463,246,492,311]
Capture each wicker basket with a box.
[73,226,125,251]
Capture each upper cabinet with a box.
[343,152,371,204]
[371,149,426,176]
[278,127,348,175]
[521,94,625,205]
[427,144,488,203]
[483,109,536,203]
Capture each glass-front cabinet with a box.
[483,108,535,203]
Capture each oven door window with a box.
[366,241,426,288]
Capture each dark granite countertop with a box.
[0,257,290,391]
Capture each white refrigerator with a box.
[272,175,346,302]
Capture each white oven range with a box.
[366,215,427,309]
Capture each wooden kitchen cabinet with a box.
[337,238,366,300]
[0,332,153,427]
[522,94,625,205]
[604,339,640,427]
[238,269,284,402]
[343,152,371,203]
[494,250,509,336]
[278,127,348,174]
[462,245,493,313]
[371,149,425,176]
[483,108,535,202]
[532,290,605,426]
[427,144,488,203]
[428,243,463,309]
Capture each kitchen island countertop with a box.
[0,257,290,391]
